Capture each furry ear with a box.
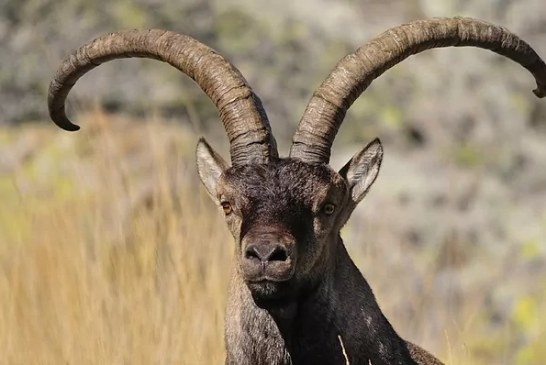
[196,138,229,199]
[339,138,383,204]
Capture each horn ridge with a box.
[48,29,278,165]
[290,17,546,164]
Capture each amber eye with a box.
[322,203,336,216]
[221,201,233,215]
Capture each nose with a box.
[241,233,295,282]
[245,243,289,263]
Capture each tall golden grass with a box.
[1,111,230,364]
[1,110,544,364]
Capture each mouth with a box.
[246,278,294,305]
[248,275,289,283]
[241,261,295,284]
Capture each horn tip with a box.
[66,124,81,132]
[533,87,546,98]
[53,118,81,132]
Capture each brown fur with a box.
[197,155,444,365]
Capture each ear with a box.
[339,138,383,204]
[196,138,229,199]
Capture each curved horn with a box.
[48,29,278,166]
[290,17,546,164]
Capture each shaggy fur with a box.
[198,153,442,365]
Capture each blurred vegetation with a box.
[1,111,545,364]
[1,0,546,364]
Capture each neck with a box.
[224,237,416,365]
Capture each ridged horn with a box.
[290,17,546,164]
[48,29,278,166]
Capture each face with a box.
[196,138,383,307]
[217,161,349,305]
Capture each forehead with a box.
[220,159,345,204]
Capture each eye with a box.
[322,203,336,216]
[221,201,233,215]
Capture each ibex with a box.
[48,17,546,365]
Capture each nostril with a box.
[245,246,261,261]
[269,246,288,262]
[244,244,289,263]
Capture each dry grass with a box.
[337,335,350,364]
[0,111,231,364]
[1,110,545,364]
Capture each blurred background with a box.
[1,0,546,364]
